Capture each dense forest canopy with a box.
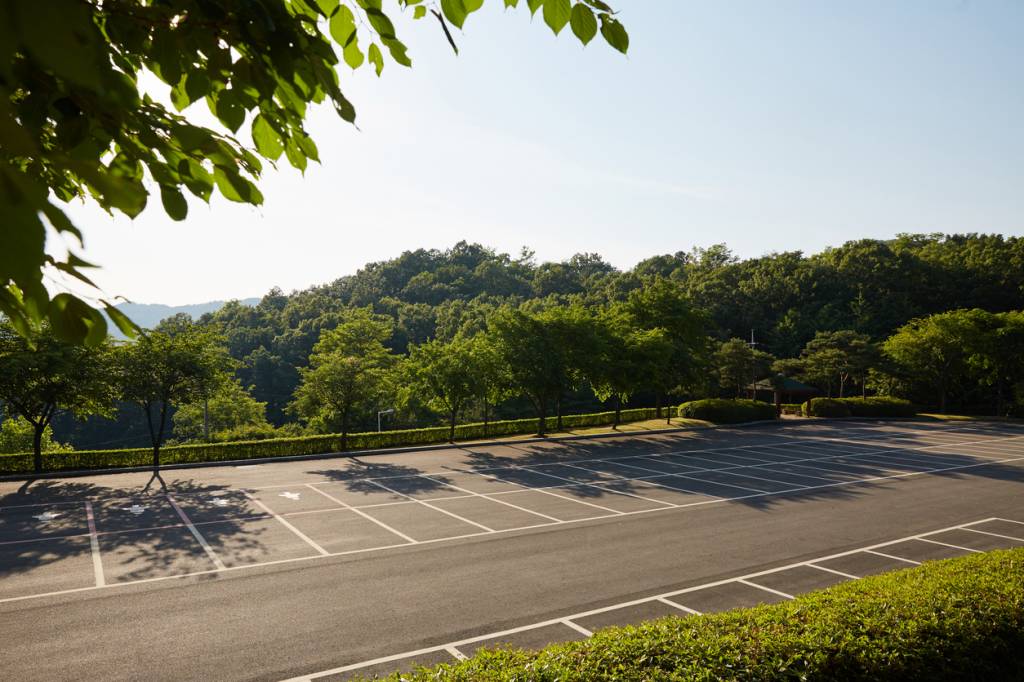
[30,233,1024,450]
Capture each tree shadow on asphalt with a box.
[446,421,1024,510]
[0,478,269,589]
[309,458,456,497]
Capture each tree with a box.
[402,337,478,442]
[715,338,774,398]
[289,309,397,447]
[488,307,564,436]
[172,379,271,442]
[468,332,512,436]
[971,311,1024,416]
[0,322,113,472]
[0,414,73,456]
[882,309,993,413]
[590,309,673,426]
[117,322,232,487]
[624,278,708,418]
[1,1,629,345]
[801,330,877,398]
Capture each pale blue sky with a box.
[60,1,1023,305]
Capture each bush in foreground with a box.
[368,548,1024,681]
[678,399,776,424]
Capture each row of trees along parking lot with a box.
[2,237,1024,472]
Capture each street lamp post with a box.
[377,408,395,432]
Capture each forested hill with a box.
[199,234,1022,424]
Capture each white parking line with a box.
[166,494,227,571]
[83,501,105,588]
[284,516,1012,682]
[562,619,594,637]
[807,564,861,580]
[737,579,794,600]
[658,596,702,615]
[245,493,328,557]
[367,480,495,533]
[865,549,920,565]
[446,645,467,660]
[417,475,562,523]
[915,537,981,553]
[305,484,418,544]
[1,431,1022,607]
[961,527,1024,543]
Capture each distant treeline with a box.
[30,233,1024,450]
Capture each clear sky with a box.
[58,0,1024,305]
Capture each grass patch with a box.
[365,548,1024,681]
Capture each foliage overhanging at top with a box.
[0,0,628,345]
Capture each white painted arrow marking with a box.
[211,497,231,507]
[279,491,301,501]
[33,511,61,522]
[123,504,148,515]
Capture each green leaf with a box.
[527,0,544,15]
[213,166,262,205]
[329,5,358,46]
[284,138,308,172]
[570,3,598,45]
[543,0,571,35]
[343,38,365,70]
[464,0,484,11]
[102,301,140,338]
[315,0,339,16]
[441,0,468,28]
[159,185,188,221]
[600,15,629,54]
[252,115,285,160]
[413,5,426,18]
[368,43,384,76]
[14,0,104,88]
[214,91,246,133]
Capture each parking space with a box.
[2,423,1024,610]
[304,514,1024,681]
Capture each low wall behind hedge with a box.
[0,408,661,475]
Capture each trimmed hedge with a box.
[841,396,917,417]
[677,399,776,424]
[367,548,1024,681]
[802,397,852,417]
[803,396,917,418]
[0,408,661,475]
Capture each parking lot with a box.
[2,419,1024,681]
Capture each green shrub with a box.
[802,397,916,418]
[840,396,917,417]
[0,408,661,475]
[677,399,776,424]
[802,397,853,417]
[367,548,1024,681]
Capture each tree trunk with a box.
[153,402,169,471]
[556,396,563,432]
[483,398,489,437]
[449,406,457,443]
[861,376,867,399]
[341,410,349,451]
[614,395,621,427]
[537,398,547,436]
[32,421,44,474]
[839,375,846,398]
[655,393,662,419]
